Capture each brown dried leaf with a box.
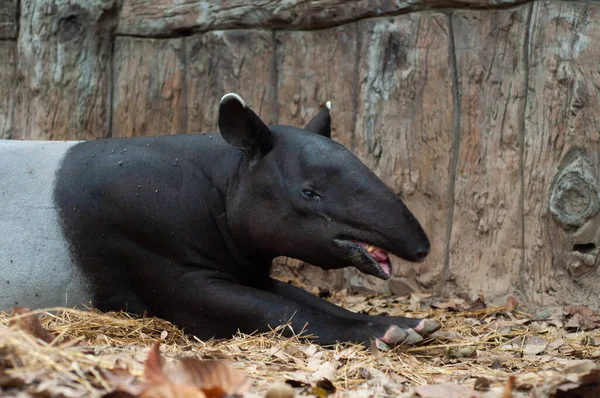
[413,382,481,397]
[468,295,487,311]
[140,384,207,398]
[316,378,336,395]
[8,307,55,344]
[265,382,295,398]
[522,336,548,356]
[284,379,310,388]
[0,366,24,389]
[163,358,249,397]
[430,301,459,311]
[473,377,490,391]
[108,341,248,398]
[505,296,519,312]
[565,313,597,331]
[102,368,146,396]
[431,330,462,341]
[144,341,167,384]
[564,305,595,318]
[500,376,515,398]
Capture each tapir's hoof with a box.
[379,325,423,346]
[413,319,440,335]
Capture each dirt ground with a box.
[1,282,599,398]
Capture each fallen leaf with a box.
[8,307,55,344]
[500,376,515,398]
[312,362,336,382]
[265,382,295,398]
[446,346,476,358]
[107,341,248,398]
[413,382,481,397]
[468,295,487,311]
[430,301,459,311]
[144,341,167,384]
[523,336,548,356]
[564,305,595,318]
[0,366,24,389]
[316,379,336,395]
[490,359,503,370]
[473,377,490,391]
[431,330,462,341]
[505,296,519,312]
[565,313,597,331]
[548,339,565,351]
[141,384,207,398]
[284,380,310,388]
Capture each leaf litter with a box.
[1,285,600,397]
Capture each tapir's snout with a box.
[413,243,430,263]
[399,209,431,263]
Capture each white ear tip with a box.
[220,93,246,107]
[326,101,331,110]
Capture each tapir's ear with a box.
[218,93,272,158]
[304,101,331,138]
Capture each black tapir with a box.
[0,93,437,346]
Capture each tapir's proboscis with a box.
[0,93,438,346]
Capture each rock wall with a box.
[2,0,600,309]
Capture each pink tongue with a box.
[380,262,390,276]
[372,250,388,262]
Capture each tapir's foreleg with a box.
[162,272,417,346]
[265,279,439,340]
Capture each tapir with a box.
[0,93,438,346]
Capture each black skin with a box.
[54,95,438,346]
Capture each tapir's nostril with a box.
[414,247,430,262]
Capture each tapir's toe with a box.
[379,325,423,346]
[413,319,441,335]
[405,328,424,344]
[380,325,408,345]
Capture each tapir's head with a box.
[220,93,430,280]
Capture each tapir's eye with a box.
[302,189,319,200]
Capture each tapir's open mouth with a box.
[332,239,393,280]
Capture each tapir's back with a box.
[0,140,91,310]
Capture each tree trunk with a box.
[0,42,16,139]
[447,5,529,302]
[185,30,277,134]
[15,0,120,140]
[524,1,600,307]
[0,0,17,39]
[112,37,186,138]
[116,0,530,36]
[353,13,454,295]
[272,23,359,289]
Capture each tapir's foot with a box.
[412,319,440,335]
[382,316,440,337]
[378,325,424,346]
[372,317,440,346]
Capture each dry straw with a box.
[1,291,599,397]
